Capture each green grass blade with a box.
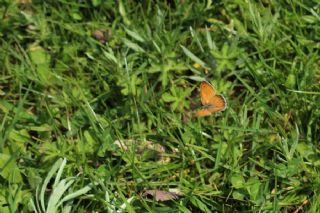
[40,158,63,212]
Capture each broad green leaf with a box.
[0,154,22,183]
[231,174,245,189]
[246,177,261,201]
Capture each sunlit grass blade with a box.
[181,45,208,69]
[59,184,92,205]
[39,158,64,212]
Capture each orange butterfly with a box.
[195,81,227,117]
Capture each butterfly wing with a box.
[200,81,216,105]
[195,95,227,117]
[196,81,227,117]
[195,108,213,117]
[208,95,227,112]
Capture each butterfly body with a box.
[195,81,227,117]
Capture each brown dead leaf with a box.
[92,29,112,43]
[16,0,32,4]
[114,139,171,163]
[93,30,105,43]
[143,189,182,201]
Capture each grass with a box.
[0,0,319,212]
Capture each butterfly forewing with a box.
[200,81,217,105]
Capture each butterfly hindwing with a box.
[208,95,227,111]
[195,108,213,117]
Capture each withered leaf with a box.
[113,139,171,163]
[143,189,181,201]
